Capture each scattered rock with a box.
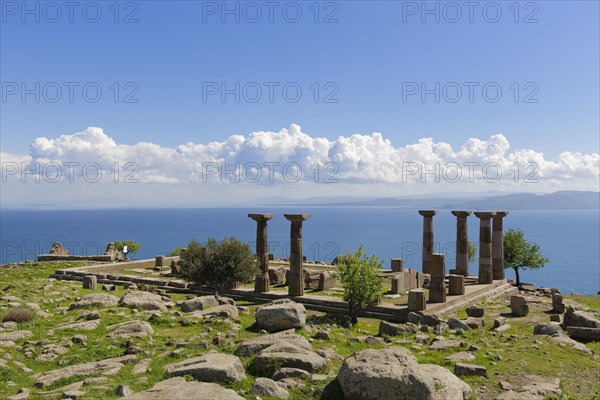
[445,351,475,362]
[466,306,484,318]
[165,351,245,382]
[428,337,461,351]
[115,385,132,397]
[252,377,289,399]
[534,323,565,338]
[314,331,331,340]
[338,346,471,400]
[180,296,220,312]
[56,320,101,331]
[510,296,529,317]
[465,317,485,329]
[563,306,600,329]
[68,294,118,310]
[36,344,68,361]
[34,355,136,387]
[119,291,167,311]
[272,367,310,380]
[132,358,152,375]
[189,304,239,321]
[4,388,29,400]
[447,318,469,331]
[255,299,306,332]
[495,375,561,399]
[454,363,487,377]
[253,342,327,375]
[108,320,154,339]
[493,317,506,329]
[120,377,244,400]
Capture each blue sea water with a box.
[1,208,598,294]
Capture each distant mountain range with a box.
[258,191,600,210]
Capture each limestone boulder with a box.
[234,329,312,357]
[69,294,118,310]
[252,377,290,399]
[108,320,154,338]
[180,296,219,312]
[253,342,327,375]
[165,351,245,383]
[120,291,167,311]
[337,346,436,400]
[255,299,306,332]
[121,377,244,400]
[563,306,600,329]
[510,295,529,317]
[189,304,239,320]
[419,364,473,400]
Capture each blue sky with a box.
[0,1,599,207]
[1,0,598,155]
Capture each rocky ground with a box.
[1,261,599,400]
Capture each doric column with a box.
[492,211,509,280]
[249,213,275,293]
[284,214,311,296]
[418,210,438,274]
[429,253,446,303]
[474,212,496,284]
[451,211,472,277]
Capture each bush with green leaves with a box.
[166,246,182,257]
[504,228,549,287]
[336,246,384,324]
[180,237,258,297]
[114,240,141,258]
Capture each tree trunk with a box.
[349,303,358,324]
[514,267,520,287]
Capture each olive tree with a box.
[180,237,258,297]
[336,246,384,324]
[504,228,549,287]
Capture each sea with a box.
[1,208,598,295]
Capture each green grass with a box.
[1,261,599,400]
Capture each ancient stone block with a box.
[416,272,427,288]
[83,275,97,290]
[403,269,417,291]
[318,272,336,291]
[304,271,320,290]
[390,258,403,272]
[552,293,565,314]
[448,274,465,295]
[408,289,426,312]
[155,256,165,267]
[428,254,446,304]
[466,306,484,318]
[510,295,529,317]
[390,274,404,294]
[268,267,286,285]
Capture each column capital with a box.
[493,211,509,218]
[451,210,472,217]
[248,213,275,222]
[284,214,311,222]
[474,211,496,219]
[418,210,438,217]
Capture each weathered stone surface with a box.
[428,337,461,351]
[189,304,239,320]
[255,299,306,332]
[391,274,405,294]
[120,377,244,400]
[253,343,327,375]
[119,291,167,311]
[447,318,469,331]
[445,352,475,362]
[408,289,426,312]
[132,359,152,375]
[465,317,485,329]
[391,258,403,272]
[49,242,69,255]
[493,317,506,329]
[0,330,33,342]
[252,377,290,399]
[272,367,311,380]
[35,344,68,361]
[82,276,97,290]
[180,296,220,312]
[304,270,321,290]
[165,351,245,383]
[448,274,465,296]
[551,293,565,314]
[56,319,101,331]
[466,306,484,318]
[566,326,600,342]
[4,387,29,400]
[454,363,487,377]
[407,312,421,325]
[494,375,561,400]
[69,294,118,310]
[318,271,336,291]
[269,267,286,285]
[379,321,399,337]
[34,355,136,388]
[338,346,470,400]
[510,295,529,316]
[534,323,566,338]
[419,364,473,400]
[563,306,600,328]
[108,320,154,338]
[234,329,312,357]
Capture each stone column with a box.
[429,253,446,303]
[391,258,403,272]
[83,275,97,290]
[249,213,275,293]
[492,211,509,280]
[474,212,496,284]
[418,210,438,274]
[284,214,311,296]
[451,211,472,277]
[408,289,426,311]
